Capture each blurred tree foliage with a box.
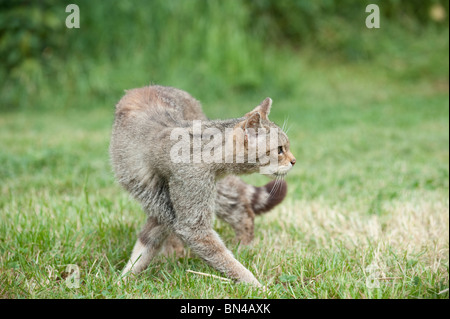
[249,0,449,40]
[247,0,449,56]
[0,0,448,110]
[0,0,64,74]
[1,0,447,72]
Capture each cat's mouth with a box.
[273,172,287,177]
[260,164,293,178]
[272,170,289,179]
[276,163,293,175]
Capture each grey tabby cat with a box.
[110,85,295,286]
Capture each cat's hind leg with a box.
[121,216,170,277]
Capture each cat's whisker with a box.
[275,176,285,197]
[285,123,292,134]
[281,116,289,133]
[268,176,279,198]
[269,180,277,198]
[273,180,281,198]
[269,174,284,199]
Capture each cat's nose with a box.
[290,158,296,166]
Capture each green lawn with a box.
[0,58,448,299]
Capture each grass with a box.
[0,53,448,299]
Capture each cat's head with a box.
[234,97,296,177]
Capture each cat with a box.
[110,85,295,286]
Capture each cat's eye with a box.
[278,146,284,155]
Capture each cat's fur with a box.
[110,85,295,286]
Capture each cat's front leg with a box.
[169,176,261,287]
[175,224,261,286]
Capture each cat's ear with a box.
[245,111,262,131]
[242,112,261,144]
[235,111,262,144]
[246,97,272,120]
[258,97,272,120]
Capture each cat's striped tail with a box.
[215,175,287,219]
[251,180,288,215]
[213,176,288,244]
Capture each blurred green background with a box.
[0,0,448,112]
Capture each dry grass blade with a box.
[186,270,231,282]
[438,288,449,295]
